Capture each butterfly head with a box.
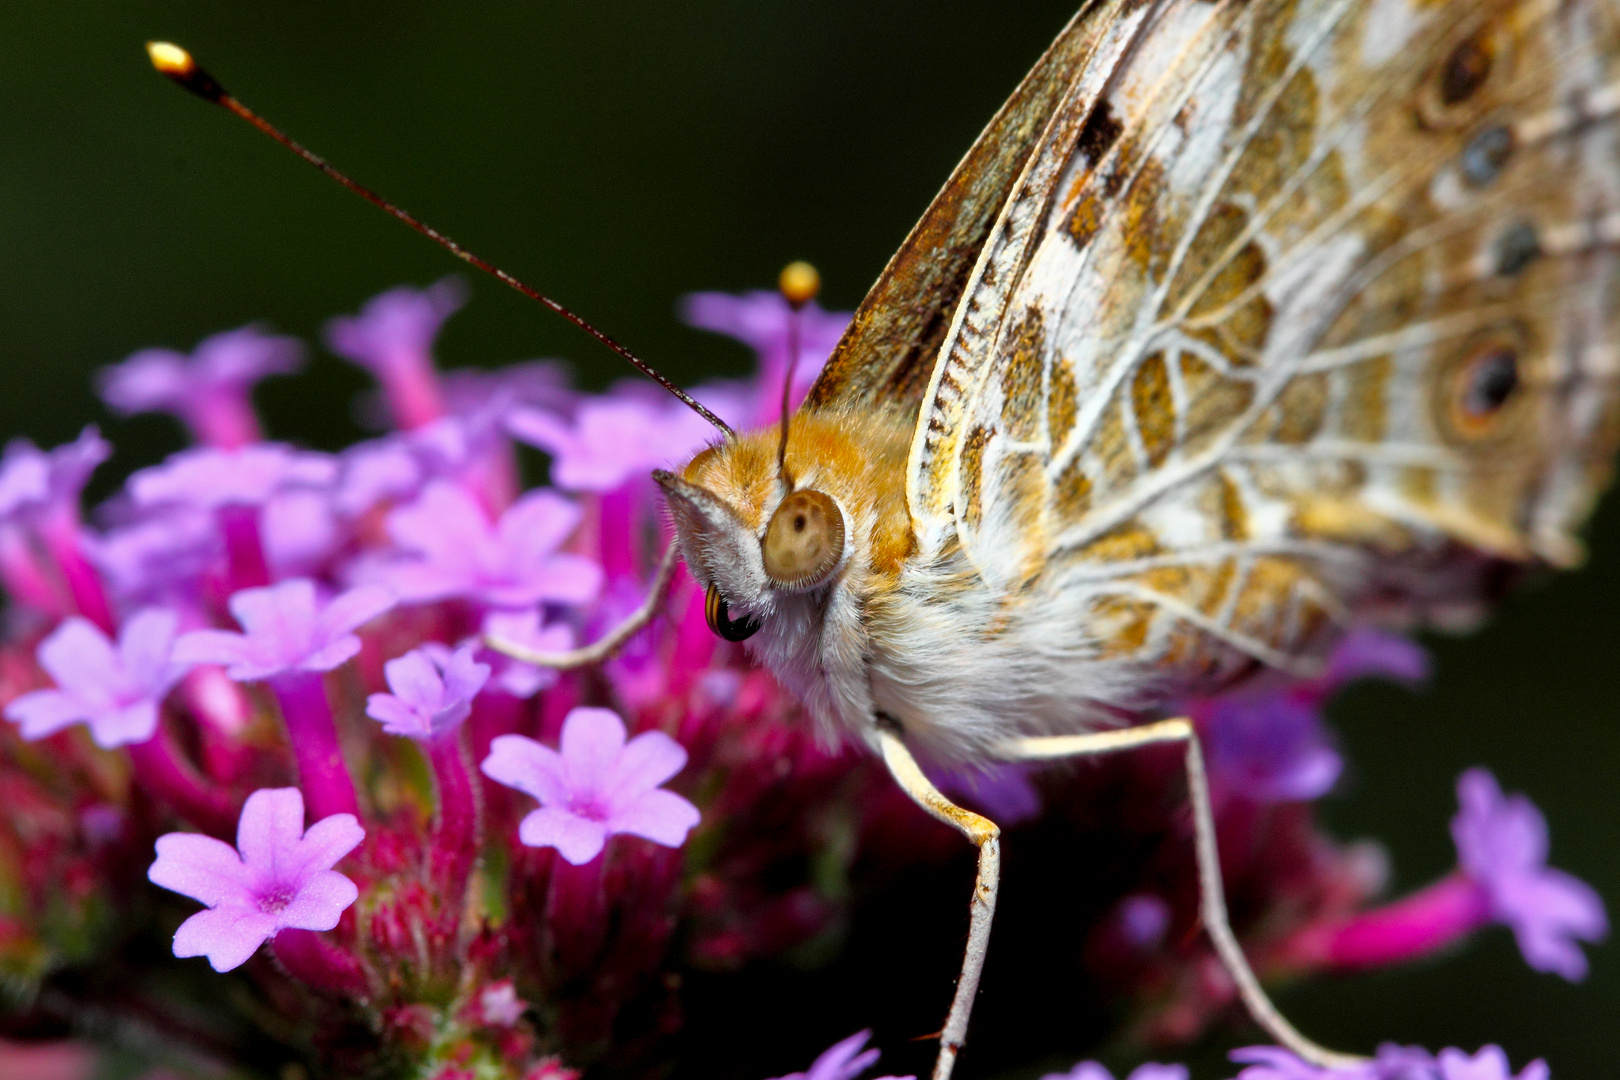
[653,407,912,662]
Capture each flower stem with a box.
[126,723,236,837]
[217,505,271,591]
[272,928,369,996]
[426,730,481,917]
[39,510,115,634]
[1287,872,1491,970]
[270,672,360,820]
[190,386,263,450]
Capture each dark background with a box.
[1,2,1615,1077]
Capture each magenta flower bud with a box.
[148,788,363,973]
[325,278,467,430]
[98,324,304,448]
[480,707,700,865]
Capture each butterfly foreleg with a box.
[999,721,1366,1071]
[876,722,1002,1080]
[483,542,680,669]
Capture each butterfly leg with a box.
[1000,720,1366,1071]
[483,542,680,668]
[875,723,1001,1080]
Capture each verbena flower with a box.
[1227,1043,1547,1080]
[765,1029,912,1080]
[98,324,304,448]
[481,706,701,865]
[1041,1062,1188,1080]
[506,388,722,493]
[1452,768,1608,979]
[5,608,188,748]
[368,481,601,607]
[175,579,396,681]
[479,608,574,698]
[366,643,490,740]
[680,290,849,423]
[325,277,467,430]
[129,444,338,512]
[0,427,111,525]
[148,787,363,972]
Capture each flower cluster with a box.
[0,278,1602,1078]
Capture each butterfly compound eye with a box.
[705,585,761,642]
[762,489,846,590]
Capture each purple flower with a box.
[174,579,396,682]
[505,388,722,493]
[480,609,575,698]
[1227,1044,1545,1080]
[766,1030,912,1080]
[86,508,220,605]
[147,787,364,972]
[370,481,601,608]
[479,980,528,1027]
[480,707,700,865]
[98,325,303,448]
[5,608,190,748]
[680,290,848,423]
[0,427,111,525]
[325,278,467,429]
[366,643,490,740]
[935,761,1042,826]
[261,489,343,578]
[1451,768,1608,980]
[129,444,338,512]
[1041,1063,1188,1080]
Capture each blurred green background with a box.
[1,1,1616,1077]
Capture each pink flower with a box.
[480,707,700,865]
[370,481,600,608]
[5,609,190,748]
[325,278,467,429]
[0,427,111,524]
[366,643,490,740]
[1452,768,1608,980]
[147,787,364,972]
[506,389,722,493]
[766,1030,913,1080]
[128,444,338,512]
[679,290,848,424]
[1226,1044,1546,1080]
[480,609,574,698]
[98,324,304,448]
[174,579,396,682]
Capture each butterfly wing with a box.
[917,0,1620,681]
[803,0,1158,415]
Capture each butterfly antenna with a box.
[145,41,735,439]
[775,261,819,481]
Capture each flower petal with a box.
[235,788,308,874]
[482,735,568,804]
[149,832,253,907]
[85,700,160,749]
[277,869,360,931]
[367,693,429,738]
[518,806,608,865]
[292,813,366,878]
[35,618,119,700]
[172,904,278,972]
[316,584,396,640]
[558,707,628,791]
[605,730,689,803]
[610,788,701,849]
[5,689,89,740]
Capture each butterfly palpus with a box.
[148,0,1620,1071]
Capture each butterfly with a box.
[149,0,1620,1072]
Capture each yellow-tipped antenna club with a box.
[144,41,735,439]
[774,260,820,479]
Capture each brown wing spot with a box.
[961,425,991,532]
[1048,358,1079,448]
[999,308,1046,440]
[1217,470,1249,540]
[1091,595,1157,657]
[1231,557,1311,654]
[1092,396,1139,491]
[1197,558,1237,616]
[1440,30,1494,106]
[1123,157,1171,283]
[1076,100,1123,166]
[1433,334,1529,445]
[1181,355,1257,454]
[1164,203,1247,315]
[1052,457,1093,526]
[1076,520,1161,562]
[1068,190,1106,251]
[1340,355,1392,442]
[1231,67,1318,202]
[1268,371,1330,444]
[1131,351,1177,466]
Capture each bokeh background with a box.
[1,1,1616,1077]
